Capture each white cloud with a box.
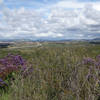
[52,1,85,9]
[0,1,100,39]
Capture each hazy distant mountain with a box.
[92,38,100,41]
[0,38,99,42]
[89,38,100,44]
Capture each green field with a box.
[0,42,100,100]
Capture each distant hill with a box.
[0,38,99,43]
[92,38,100,41]
[89,38,100,44]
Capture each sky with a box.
[0,0,100,40]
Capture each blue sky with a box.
[4,0,58,8]
[3,0,100,8]
[0,0,100,40]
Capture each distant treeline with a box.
[89,42,100,44]
[0,43,11,48]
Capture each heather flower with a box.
[95,62,100,67]
[83,57,95,64]
[96,55,100,61]
[21,66,27,71]
[22,67,33,78]
[0,54,32,87]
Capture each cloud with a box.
[0,0,3,4]
[0,0,100,39]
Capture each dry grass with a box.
[0,42,100,100]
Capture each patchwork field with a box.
[0,42,100,100]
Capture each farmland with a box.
[0,42,100,100]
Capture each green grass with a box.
[0,42,100,100]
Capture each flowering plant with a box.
[0,54,33,87]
